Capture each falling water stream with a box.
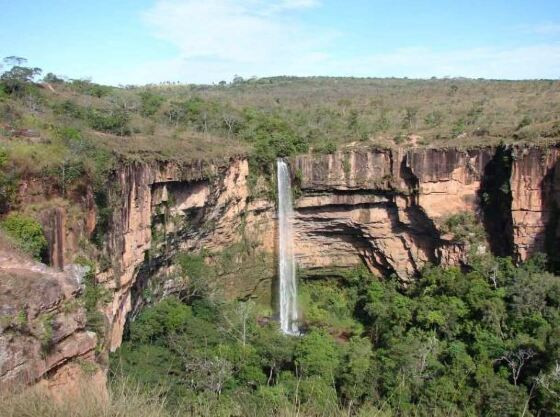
[277,159,300,335]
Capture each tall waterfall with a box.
[277,159,300,335]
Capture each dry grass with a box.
[0,229,30,259]
[2,76,560,171]
[145,77,560,147]
[1,380,171,417]
[90,130,247,164]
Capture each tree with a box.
[0,213,47,260]
[0,56,42,94]
[402,106,418,130]
[3,56,27,67]
[43,72,64,84]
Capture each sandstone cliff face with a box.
[97,159,275,350]
[510,147,560,260]
[2,143,559,394]
[293,145,560,278]
[294,147,490,278]
[0,251,103,393]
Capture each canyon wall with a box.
[1,143,559,393]
[293,145,560,277]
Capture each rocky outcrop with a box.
[0,250,103,395]
[510,147,560,260]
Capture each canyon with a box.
[1,143,559,395]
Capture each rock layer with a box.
[0,251,102,394]
[293,145,560,277]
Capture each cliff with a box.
[293,145,559,277]
[1,143,559,394]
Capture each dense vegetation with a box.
[111,248,560,417]
[0,213,47,260]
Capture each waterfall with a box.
[277,159,300,335]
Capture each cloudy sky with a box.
[1,0,560,84]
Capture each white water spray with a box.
[277,159,299,335]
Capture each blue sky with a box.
[1,0,559,85]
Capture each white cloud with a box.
[102,1,560,85]
[134,0,332,83]
[267,0,321,13]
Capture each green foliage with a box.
[39,313,54,354]
[0,56,42,95]
[86,108,131,136]
[424,110,444,127]
[112,254,560,416]
[43,72,64,84]
[139,91,164,117]
[0,146,17,212]
[240,108,309,175]
[0,213,47,260]
[312,140,337,154]
[69,79,113,97]
[76,258,107,339]
[440,211,486,245]
[295,329,340,378]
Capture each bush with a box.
[139,91,165,117]
[440,211,486,245]
[87,108,131,136]
[0,213,47,260]
[70,79,113,97]
[312,141,337,154]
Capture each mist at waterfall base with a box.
[277,159,300,335]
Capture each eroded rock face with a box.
[510,147,560,260]
[0,251,102,395]
[99,159,276,351]
[293,145,560,278]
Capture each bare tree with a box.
[497,349,535,386]
[535,362,560,398]
[219,300,255,347]
[222,113,239,138]
[168,334,233,396]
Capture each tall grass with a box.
[1,379,170,417]
[1,378,465,417]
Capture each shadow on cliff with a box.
[398,156,442,267]
[478,145,514,258]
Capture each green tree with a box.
[0,213,47,260]
[0,56,42,94]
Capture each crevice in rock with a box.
[479,145,514,257]
[400,153,420,204]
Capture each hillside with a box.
[1,65,560,417]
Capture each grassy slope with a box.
[2,77,560,165]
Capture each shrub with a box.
[70,79,113,97]
[295,330,340,378]
[0,213,47,260]
[87,108,131,136]
[312,141,337,154]
[139,91,165,117]
[440,211,486,245]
